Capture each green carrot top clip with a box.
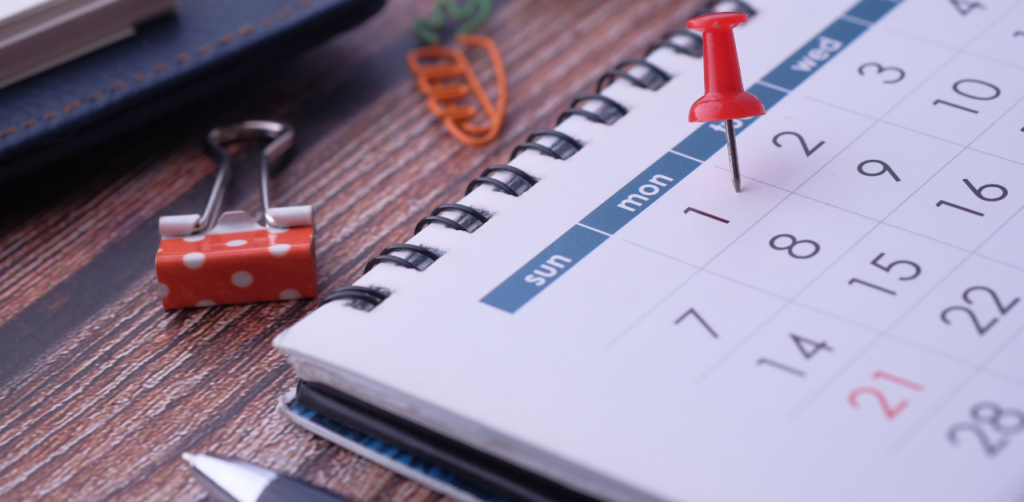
[413,0,493,45]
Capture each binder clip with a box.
[155,121,317,310]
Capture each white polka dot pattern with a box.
[231,271,254,287]
[268,244,290,257]
[155,226,317,310]
[183,252,205,269]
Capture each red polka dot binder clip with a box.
[155,121,317,310]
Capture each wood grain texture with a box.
[0,0,702,499]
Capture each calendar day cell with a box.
[987,328,1024,383]
[884,149,1024,249]
[885,54,1024,145]
[798,29,954,118]
[705,304,875,416]
[797,225,966,330]
[966,1,1024,69]
[706,96,874,191]
[517,237,698,343]
[615,163,788,267]
[607,271,784,384]
[977,205,1024,270]
[799,338,971,453]
[894,374,1024,502]
[891,255,1024,365]
[706,195,875,298]
[797,122,962,221]
[875,0,1019,50]
[971,98,1024,165]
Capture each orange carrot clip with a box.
[407,34,507,147]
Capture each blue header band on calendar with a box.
[482,0,900,314]
[481,226,608,313]
[580,153,700,234]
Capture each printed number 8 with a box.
[770,234,821,259]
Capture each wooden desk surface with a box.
[0,0,702,499]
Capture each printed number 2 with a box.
[773,132,824,157]
[950,0,985,15]
[848,371,923,420]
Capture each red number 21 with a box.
[848,371,923,420]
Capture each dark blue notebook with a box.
[0,0,383,180]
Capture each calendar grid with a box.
[591,1,1024,471]
[692,5,1024,466]
[695,0,1024,421]
[483,0,1024,470]
[620,26,977,382]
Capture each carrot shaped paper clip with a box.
[407,0,506,147]
[407,34,507,147]
[155,121,317,310]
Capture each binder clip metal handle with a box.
[159,120,310,237]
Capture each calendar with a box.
[275,0,1024,500]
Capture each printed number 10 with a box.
[934,79,1000,114]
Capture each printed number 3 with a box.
[858,62,905,84]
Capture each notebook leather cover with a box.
[0,0,384,181]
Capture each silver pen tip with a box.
[182,453,198,466]
[732,177,741,193]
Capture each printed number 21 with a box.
[848,371,923,420]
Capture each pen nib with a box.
[182,452,198,466]
[732,176,741,193]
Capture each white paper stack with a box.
[0,0,177,90]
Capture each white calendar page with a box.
[277,0,1024,501]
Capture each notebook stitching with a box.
[0,0,319,139]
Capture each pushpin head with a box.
[687,12,765,123]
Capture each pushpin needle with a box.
[687,12,765,193]
[724,119,741,193]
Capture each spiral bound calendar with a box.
[275,0,1024,500]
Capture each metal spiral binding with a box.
[320,286,389,310]
[364,244,441,274]
[319,0,763,311]
[414,203,490,234]
[596,59,671,92]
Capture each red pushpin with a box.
[688,12,765,193]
